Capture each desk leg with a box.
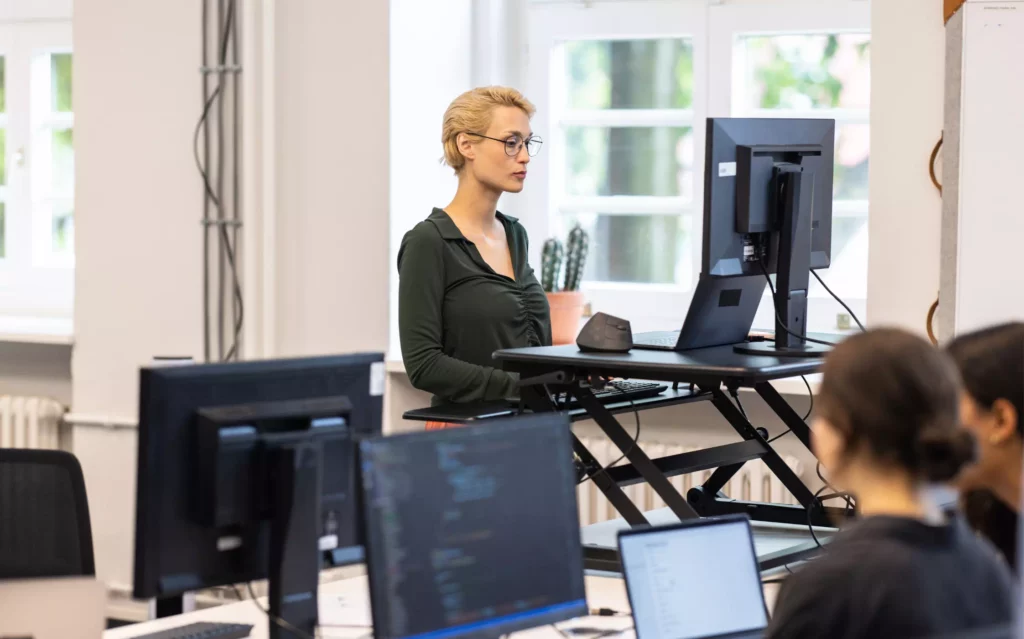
[707,388,816,509]
[573,388,700,521]
[702,463,747,498]
[755,382,813,450]
[519,385,649,527]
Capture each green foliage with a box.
[541,239,564,293]
[748,35,870,110]
[53,213,72,252]
[565,38,693,110]
[52,54,72,112]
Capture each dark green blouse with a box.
[398,208,552,404]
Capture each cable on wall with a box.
[926,133,943,345]
[196,0,244,362]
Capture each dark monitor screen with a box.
[133,353,383,599]
[360,413,587,639]
[703,117,835,278]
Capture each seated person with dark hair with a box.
[947,322,1024,572]
[767,329,1014,639]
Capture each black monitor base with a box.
[733,341,831,358]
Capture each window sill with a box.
[386,357,407,375]
[0,316,74,345]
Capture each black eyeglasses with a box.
[466,132,544,158]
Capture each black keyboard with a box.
[508,380,668,409]
[133,622,253,639]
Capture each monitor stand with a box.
[197,399,349,639]
[267,441,323,639]
[735,164,830,359]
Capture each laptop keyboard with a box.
[636,336,677,347]
[633,331,681,347]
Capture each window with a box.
[557,38,695,286]
[528,2,707,328]
[33,51,75,263]
[0,22,74,324]
[527,0,870,334]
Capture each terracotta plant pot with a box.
[547,291,586,346]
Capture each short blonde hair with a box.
[441,86,536,173]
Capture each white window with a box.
[525,0,869,334]
[0,21,74,330]
[526,1,707,330]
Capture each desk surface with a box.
[494,343,822,384]
[104,575,635,639]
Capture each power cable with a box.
[196,0,244,362]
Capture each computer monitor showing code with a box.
[360,413,587,639]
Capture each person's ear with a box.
[990,398,1020,446]
[457,133,477,164]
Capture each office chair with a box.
[0,448,95,578]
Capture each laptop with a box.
[633,274,767,351]
[0,577,106,639]
[618,515,768,639]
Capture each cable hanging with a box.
[196,0,244,362]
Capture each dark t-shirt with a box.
[767,515,1015,639]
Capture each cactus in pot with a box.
[541,238,564,293]
[542,224,590,345]
[563,224,590,292]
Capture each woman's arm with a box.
[398,227,519,402]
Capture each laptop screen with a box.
[620,519,768,639]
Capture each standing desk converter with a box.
[492,343,848,568]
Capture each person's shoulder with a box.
[401,214,447,251]
[398,213,447,268]
[404,216,444,242]
[952,516,1016,580]
[786,533,914,597]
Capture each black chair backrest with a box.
[0,448,95,578]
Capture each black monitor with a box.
[703,118,835,357]
[133,353,384,638]
[360,413,587,639]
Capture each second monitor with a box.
[704,117,836,357]
[360,413,587,639]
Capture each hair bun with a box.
[916,429,977,482]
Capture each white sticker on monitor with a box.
[319,535,339,551]
[370,361,385,397]
[719,162,737,177]
[217,536,243,552]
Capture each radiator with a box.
[0,396,66,450]
[577,436,805,526]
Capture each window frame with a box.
[524,0,709,331]
[708,0,870,333]
[0,21,74,325]
[525,0,870,334]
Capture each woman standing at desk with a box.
[947,322,1024,571]
[767,329,1013,639]
[398,87,550,409]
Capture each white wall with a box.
[867,0,946,332]
[0,0,71,21]
[73,0,205,588]
[275,0,389,357]
[388,0,473,360]
[72,0,390,589]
